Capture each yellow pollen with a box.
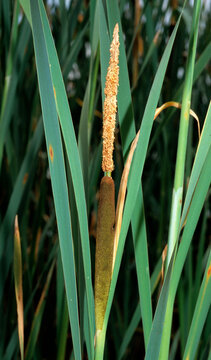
[102,23,120,173]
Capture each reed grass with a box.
[0,1,210,359]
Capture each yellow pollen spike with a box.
[102,23,120,173]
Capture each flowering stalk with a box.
[102,23,119,176]
[95,24,119,358]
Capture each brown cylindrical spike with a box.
[95,176,115,331]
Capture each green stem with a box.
[160,1,202,359]
[95,328,106,360]
[166,0,201,268]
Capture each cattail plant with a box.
[95,23,119,344]
[2,1,210,360]
[94,21,202,360]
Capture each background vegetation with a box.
[0,0,210,359]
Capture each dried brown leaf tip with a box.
[102,23,120,174]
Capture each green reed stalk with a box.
[160,0,202,358]
[166,0,201,268]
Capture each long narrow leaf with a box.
[14,216,24,360]
[37,3,95,356]
[181,101,211,227]
[159,146,211,360]
[172,146,211,304]
[183,251,211,360]
[29,1,82,358]
[145,252,176,360]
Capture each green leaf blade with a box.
[30,1,82,358]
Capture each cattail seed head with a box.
[102,23,120,173]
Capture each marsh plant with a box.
[0,0,210,359]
